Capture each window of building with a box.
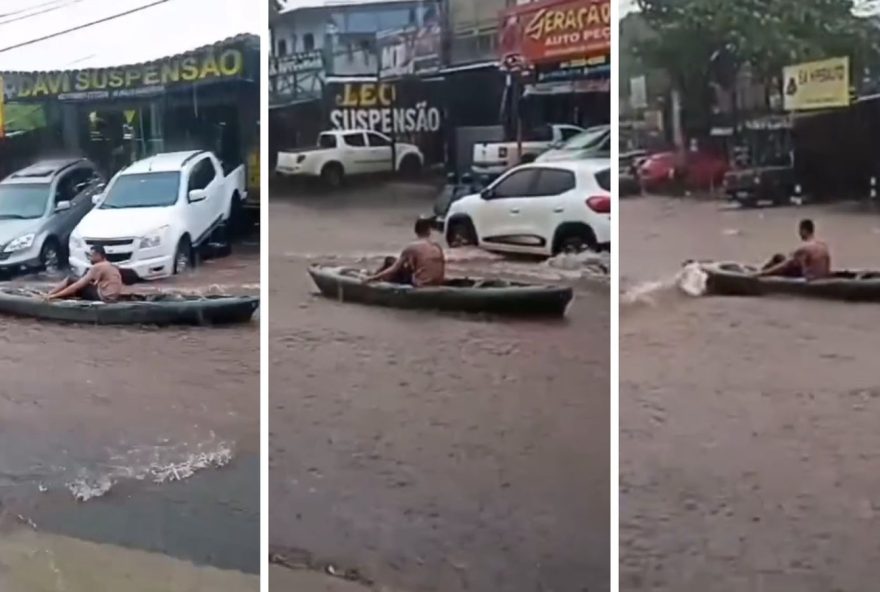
[303,33,315,51]
[277,38,287,56]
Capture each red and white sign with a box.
[499,0,610,65]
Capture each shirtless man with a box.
[366,218,445,287]
[758,218,831,280]
[47,245,123,302]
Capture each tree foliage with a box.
[633,0,879,133]
[636,0,878,79]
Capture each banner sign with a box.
[271,50,323,76]
[378,21,442,78]
[325,80,444,163]
[499,0,610,64]
[534,53,608,83]
[783,57,850,111]
[2,41,251,103]
[630,75,648,109]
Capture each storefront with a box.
[1,35,260,185]
[498,0,611,130]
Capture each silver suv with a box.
[0,158,102,273]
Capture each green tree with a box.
[634,0,879,133]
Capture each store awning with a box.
[2,34,259,104]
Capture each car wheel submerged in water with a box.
[39,238,63,274]
[554,225,598,255]
[173,236,193,274]
[446,218,478,248]
[321,163,344,188]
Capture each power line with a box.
[0,0,69,20]
[0,0,172,56]
[0,0,84,27]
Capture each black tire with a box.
[553,226,597,255]
[173,236,193,275]
[446,218,478,248]
[39,238,63,273]
[400,155,422,178]
[321,163,344,189]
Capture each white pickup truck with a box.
[69,150,246,281]
[276,129,425,187]
[472,123,584,177]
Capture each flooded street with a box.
[0,249,260,586]
[621,197,880,590]
[269,181,610,592]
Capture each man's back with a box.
[402,239,445,287]
[795,240,831,279]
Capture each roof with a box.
[0,0,260,71]
[122,151,205,174]
[2,158,85,183]
[280,0,416,14]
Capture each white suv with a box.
[276,130,424,187]
[69,151,246,280]
[444,160,611,256]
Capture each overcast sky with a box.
[0,0,260,71]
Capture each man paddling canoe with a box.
[46,245,123,302]
[365,218,446,287]
[757,218,831,280]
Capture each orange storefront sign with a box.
[499,0,610,64]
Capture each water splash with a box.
[545,251,610,275]
[621,262,709,307]
[67,474,115,502]
[64,440,234,502]
[150,445,233,484]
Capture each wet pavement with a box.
[621,196,880,591]
[269,181,610,592]
[0,245,260,587]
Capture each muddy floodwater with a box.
[0,249,260,583]
[269,182,610,592]
[621,196,880,591]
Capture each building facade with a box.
[269,0,444,162]
[1,36,260,182]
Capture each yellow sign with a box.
[0,75,5,139]
[124,110,137,125]
[783,57,850,111]
[5,46,244,101]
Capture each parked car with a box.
[0,158,102,274]
[69,150,247,281]
[638,150,729,192]
[536,125,611,162]
[472,123,584,177]
[724,154,795,207]
[275,130,424,188]
[445,159,611,256]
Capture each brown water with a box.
[621,197,880,591]
[269,182,610,592]
[0,251,260,575]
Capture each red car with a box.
[638,150,729,192]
